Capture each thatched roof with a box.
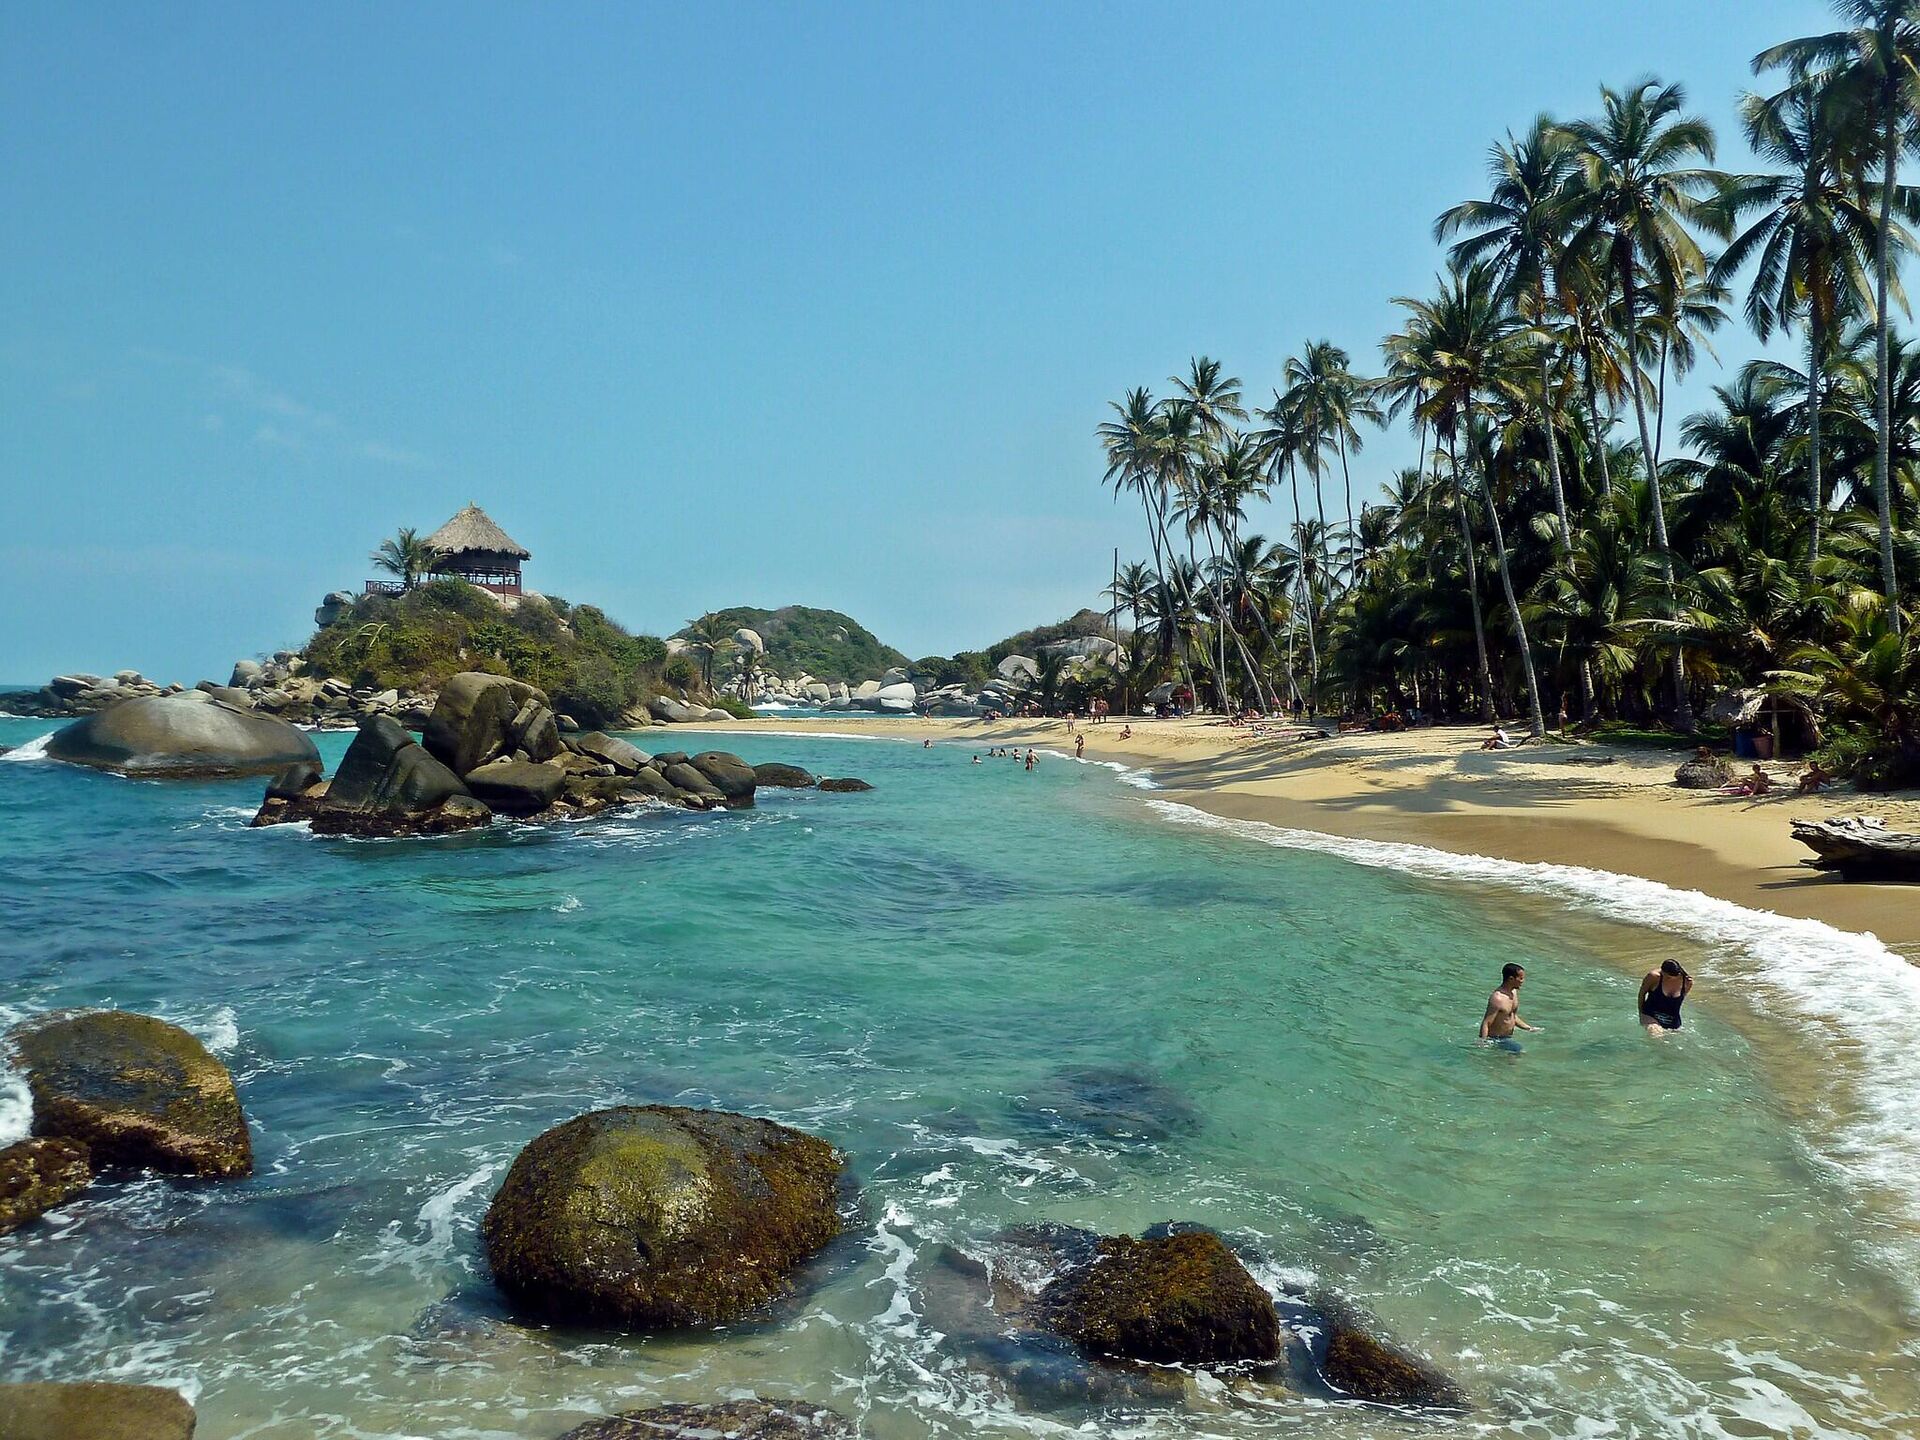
[1707,688,1767,727]
[425,503,530,559]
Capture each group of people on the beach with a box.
[1478,958,1693,1047]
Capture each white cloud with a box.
[358,440,435,470]
[253,424,299,449]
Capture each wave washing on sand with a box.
[1046,752,1161,790]
[1147,797,1920,1295]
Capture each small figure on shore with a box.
[1638,959,1692,1035]
[1798,759,1834,794]
[1119,724,1132,740]
[1722,763,1772,797]
[1481,725,1518,751]
[1478,963,1540,1049]
[1074,734,1085,759]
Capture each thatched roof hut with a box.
[424,503,529,593]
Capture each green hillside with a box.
[688,606,908,682]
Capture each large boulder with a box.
[733,627,766,655]
[13,1011,252,1178]
[817,777,873,793]
[315,590,356,628]
[572,732,648,776]
[871,682,917,713]
[422,673,550,777]
[852,680,883,701]
[481,1106,844,1329]
[554,1400,853,1440]
[45,692,319,778]
[0,1137,93,1235]
[1040,1231,1281,1366]
[1674,756,1733,789]
[624,767,687,804]
[464,759,567,816]
[752,762,816,789]
[690,751,757,804]
[323,715,467,814]
[662,762,724,802]
[228,659,263,689]
[0,1383,196,1440]
[997,655,1039,682]
[648,695,704,724]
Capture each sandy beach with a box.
[730,714,1920,954]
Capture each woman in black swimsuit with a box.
[1638,959,1692,1035]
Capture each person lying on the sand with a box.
[1798,760,1834,794]
[1722,763,1772,797]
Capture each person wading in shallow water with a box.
[1637,959,1693,1035]
[1478,963,1541,1049]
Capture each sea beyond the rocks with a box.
[2,715,1917,1437]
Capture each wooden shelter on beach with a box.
[367,503,531,596]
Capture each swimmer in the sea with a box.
[1479,963,1540,1048]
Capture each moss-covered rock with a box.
[1318,1308,1466,1409]
[14,1012,252,1178]
[1041,1231,1280,1366]
[0,1136,93,1233]
[0,1382,196,1440]
[482,1106,844,1329]
[552,1399,853,1439]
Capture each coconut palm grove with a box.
[1095,2,1920,784]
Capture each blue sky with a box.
[1,1,1834,683]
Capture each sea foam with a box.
[0,731,55,762]
[1146,797,1920,1293]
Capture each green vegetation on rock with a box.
[683,606,907,683]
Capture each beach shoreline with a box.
[719,714,1920,954]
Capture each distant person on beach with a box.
[1638,959,1692,1034]
[1119,724,1132,740]
[1481,725,1518,751]
[1798,759,1834,793]
[1075,734,1085,759]
[1478,963,1540,1047]
[1024,749,1035,772]
[1723,763,1772,797]
[923,739,933,749]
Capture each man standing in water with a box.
[1478,963,1540,1048]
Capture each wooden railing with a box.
[364,579,406,595]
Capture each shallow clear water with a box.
[1,716,1917,1438]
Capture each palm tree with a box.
[681,614,736,693]
[1252,391,1324,704]
[1388,265,1548,737]
[1284,340,1380,555]
[1713,71,1885,568]
[1107,561,1156,641]
[1761,2,1920,628]
[1557,78,1728,727]
[370,527,438,591]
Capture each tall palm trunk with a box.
[1140,475,1200,706]
[1874,86,1902,629]
[1807,309,1826,569]
[1287,456,1321,707]
[1538,348,1591,722]
[1618,253,1694,729]
[1337,431,1356,560]
[1447,426,1498,723]
[1475,435,1548,738]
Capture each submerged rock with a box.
[13,1011,252,1178]
[1041,1231,1281,1366]
[751,762,816,789]
[1313,1295,1467,1409]
[816,777,873,793]
[0,1382,196,1440]
[553,1399,854,1440]
[482,1105,844,1328]
[0,1137,93,1234]
[1012,1064,1201,1145]
[45,692,319,778]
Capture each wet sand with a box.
[722,714,1920,954]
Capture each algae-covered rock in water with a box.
[1041,1231,1280,1366]
[482,1105,844,1328]
[553,1399,854,1440]
[1314,1295,1466,1409]
[0,1382,196,1440]
[45,692,319,778]
[0,1137,93,1234]
[816,777,872,793]
[13,1011,252,1178]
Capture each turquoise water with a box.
[2,716,1917,1438]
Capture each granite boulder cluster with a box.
[250,671,858,837]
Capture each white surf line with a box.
[1145,796,1920,1294]
[0,731,55,762]
[654,726,920,743]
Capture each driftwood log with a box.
[1790,816,1920,881]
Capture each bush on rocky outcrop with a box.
[13,1011,252,1178]
[482,1106,844,1328]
